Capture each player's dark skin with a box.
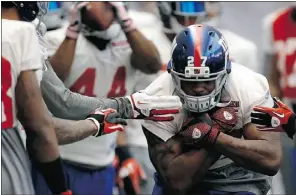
[143,80,282,194]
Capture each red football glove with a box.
[117,158,147,195]
[178,114,220,148]
[208,106,238,133]
[59,190,72,195]
[251,97,296,138]
[87,108,127,137]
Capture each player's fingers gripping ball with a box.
[178,113,220,148]
[87,108,127,137]
[208,106,238,133]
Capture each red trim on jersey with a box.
[1,57,14,129]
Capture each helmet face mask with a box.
[168,24,231,113]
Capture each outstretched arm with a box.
[41,63,119,120]
[41,64,181,121]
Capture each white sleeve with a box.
[2,24,42,74]
[242,74,274,125]
[141,72,181,141]
[20,24,43,72]
[262,12,277,54]
[142,119,178,142]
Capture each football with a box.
[208,106,238,132]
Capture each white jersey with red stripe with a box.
[262,7,296,102]
[45,24,140,167]
[2,19,43,129]
[142,63,274,170]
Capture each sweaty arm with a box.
[143,127,220,194]
[214,124,281,176]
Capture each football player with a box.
[33,2,178,195]
[262,6,296,194]
[141,24,282,195]
[157,1,260,73]
[2,2,71,195]
[262,6,296,109]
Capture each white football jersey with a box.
[142,63,274,169]
[219,29,260,73]
[45,25,140,166]
[2,19,43,129]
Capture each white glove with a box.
[66,2,89,39]
[126,86,182,121]
[108,2,136,33]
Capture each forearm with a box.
[214,132,280,175]
[127,30,162,74]
[162,148,219,193]
[144,129,218,193]
[52,117,97,145]
[41,63,119,120]
[49,37,77,81]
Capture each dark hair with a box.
[2,2,15,9]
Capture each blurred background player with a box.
[142,24,282,195]
[1,2,71,195]
[156,1,260,72]
[262,6,296,195]
[35,2,162,195]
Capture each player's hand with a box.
[108,2,136,32]
[126,87,182,121]
[87,108,127,137]
[66,2,89,39]
[117,158,147,195]
[251,97,296,138]
[208,106,238,134]
[178,114,220,148]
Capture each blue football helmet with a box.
[168,24,231,113]
[157,1,222,34]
